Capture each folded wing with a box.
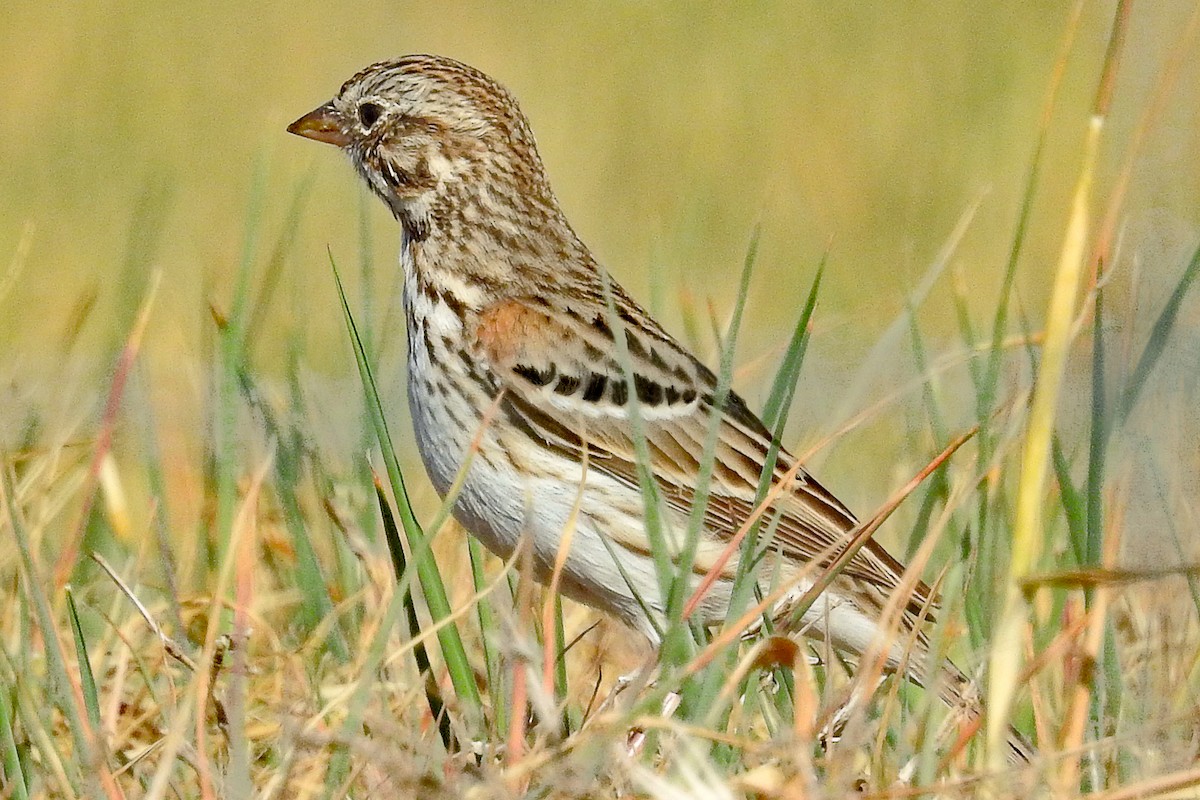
[469,292,937,615]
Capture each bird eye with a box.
[358,102,383,128]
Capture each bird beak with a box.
[287,102,351,147]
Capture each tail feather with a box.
[928,662,1036,765]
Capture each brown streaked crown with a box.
[289,54,564,250]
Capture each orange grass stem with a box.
[684,426,977,679]
[52,272,160,590]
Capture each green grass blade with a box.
[330,252,483,721]
[467,536,505,737]
[234,369,348,660]
[710,257,824,697]
[909,301,947,444]
[4,469,100,797]
[977,134,1047,422]
[904,300,952,562]
[1117,239,1200,423]
[243,167,317,345]
[651,227,765,724]
[284,345,363,636]
[1086,285,1116,782]
[674,227,762,630]
[598,268,670,644]
[0,681,29,800]
[552,596,576,735]
[373,478,455,753]
[692,254,822,725]
[1052,436,1087,565]
[760,257,824,434]
[950,268,982,390]
[64,589,101,733]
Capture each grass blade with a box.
[0,679,29,800]
[64,588,102,734]
[330,251,483,722]
[698,256,823,724]
[761,257,824,434]
[987,0,1130,766]
[4,470,109,798]
[373,475,456,753]
[1117,239,1200,423]
[677,227,762,625]
[977,0,1085,423]
[234,368,349,659]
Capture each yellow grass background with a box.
[2,1,1198,557]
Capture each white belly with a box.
[403,319,680,635]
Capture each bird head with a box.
[288,54,553,242]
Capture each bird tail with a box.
[925,661,1036,765]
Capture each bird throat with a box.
[398,206,431,243]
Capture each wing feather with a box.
[471,295,937,614]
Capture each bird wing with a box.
[468,293,938,613]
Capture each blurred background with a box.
[2,2,1198,559]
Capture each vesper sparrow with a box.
[289,54,1031,760]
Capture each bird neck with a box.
[400,181,592,313]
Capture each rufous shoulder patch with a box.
[473,299,550,365]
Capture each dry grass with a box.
[3,2,1200,798]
